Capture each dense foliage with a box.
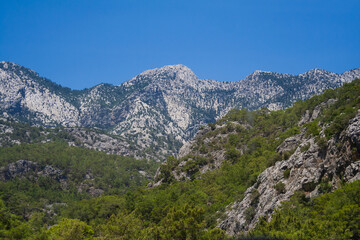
[0,142,157,237]
[252,180,360,240]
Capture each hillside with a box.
[0,116,157,160]
[0,141,158,238]
[1,61,360,160]
[152,79,360,237]
[1,79,360,239]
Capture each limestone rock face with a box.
[0,62,80,126]
[0,117,151,161]
[218,110,360,236]
[344,161,360,183]
[1,61,360,160]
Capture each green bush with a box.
[283,168,291,179]
[300,143,310,152]
[316,137,328,150]
[304,120,320,136]
[47,218,94,239]
[253,180,360,240]
[302,181,317,192]
[245,206,256,223]
[274,182,286,194]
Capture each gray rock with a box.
[0,160,39,180]
[219,110,360,236]
[276,134,303,154]
[1,61,359,161]
[344,161,360,183]
[0,159,68,189]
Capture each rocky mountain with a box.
[1,72,360,239]
[1,61,360,160]
[219,107,360,236]
[0,115,155,160]
[152,79,360,237]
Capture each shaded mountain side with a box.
[1,61,360,160]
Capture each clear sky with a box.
[0,0,359,90]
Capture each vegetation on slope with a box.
[0,79,360,239]
[0,142,158,238]
[252,180,360,240]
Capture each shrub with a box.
[274,182,286,194]
[244,206,256,223]
[183,160,199,175]
[250,189,260,206]
[283,168,291,179]
[302,181,317,192]
[208,123,216,130]
[300,143,310,152]
[316,137,328,150]
[225,147,241,163]
[318,180,332,194]
[199,144,207,154]
[266,153,282,167]
[304,121,320,136]
[47,218,94,239]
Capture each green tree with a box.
[47,218,94,240]
[98,212,142,239]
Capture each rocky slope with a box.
[151,79,360,236]
[1,61,360,160]
[0,115,156,160]
[219,109,360,236]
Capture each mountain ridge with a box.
[4,61,359,90]
[1,61,360,160]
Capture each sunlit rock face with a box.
[1,61,359,160]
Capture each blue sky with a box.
[0,0,359,90]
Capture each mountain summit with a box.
[1,61,360,160]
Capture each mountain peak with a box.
[244,70,288,82]
[300,68,333,77]
[1,61,360,162]
[253,70,272,74]
[140,64,194,76]
[159,64,190,71]
[128,64,198,85]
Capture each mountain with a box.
[1,77,360,239]
[151,79,360,238]
[0,116,154,160]
[1,61,360,160]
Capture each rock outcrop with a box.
[0,159,67,188]
[0,159,108,196]
[219,110,360,236]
